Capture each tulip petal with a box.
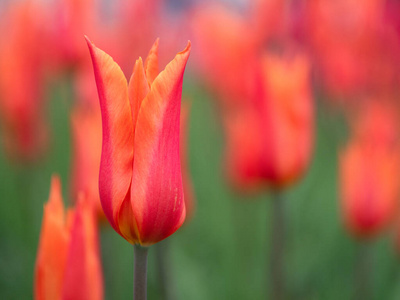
[86,37,134,233]
[130,42,191,245]
[62,196,103,300]
[128,57,149,134]
[144,38,159,85]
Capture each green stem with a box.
[270,190,285,300]
[16,166,34,246]
[354,241,373,300]
[134,244,149,300]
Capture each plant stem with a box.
[134,244,149,300]
[16,166,34,246]
[155,239,177,300]
[354,241,373,300]
[270,190,285,300]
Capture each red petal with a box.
[62,196,103,300]
[86,37,134,233]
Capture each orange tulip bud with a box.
[191,4,258,105]
[35,175,103,300]
[260,53,314,187]
[86,37,191,246]
[225,52,314,189]
[340,103,400,238]
[0,2,49,162]
[340,142,400,238]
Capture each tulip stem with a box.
[134,244,149,300]
[270,190,286,300]
[354,241,373,300]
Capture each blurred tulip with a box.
[340,102,400,238]
[225,52,313,189]
[260,53,314,187]
[35,175,103,300]
[190,3,258,106]
[86,37,191,246]
[0,1,49,162]
[249,0,285,44]
[305,0,400,102]
[71,103,103,218]
[46,0,99,71]
[106,0,189,78]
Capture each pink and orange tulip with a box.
[0,1,49,162]
[86,37,191,246]
[35,176,103,300]
[191,4,258,106]
[259,53,313,187]
[340,102,400,238]
[224,52,313,189]
[304,0,400,102]
[340,141,400,238]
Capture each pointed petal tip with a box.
[132,57,145,75]
[84,35,93,48]
[180,41,191,54]
[47,174,64,214]
[51,174,61,186]
[50,174,61,201]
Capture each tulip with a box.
[35,175,103,300]
[340,142,400,238]
[86,37,190,247]
[0,1,49,162]
[87,36,190,300]
[260,53,314,187]
[304,0,400,102]
[340,102,400,238]
[46,0,98,71]
[339,101,400,300]
[222,51,313,300]
[191,3,258,107]
[224,52,313,189]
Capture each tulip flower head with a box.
[35,175,103,300]
[224,52,313,190]
[340,102,400,238]
[0,1,49,162]
[86,37,191,246]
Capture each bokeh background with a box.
[1,0,400,299]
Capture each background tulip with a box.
[339,101,400,299]
[0,1,49,162]
[35,175,103,300]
